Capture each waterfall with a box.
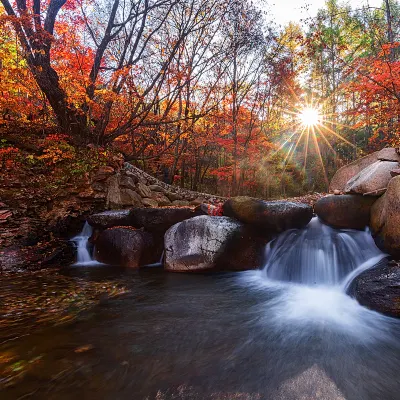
[263,217,387,287]
[71,222,98,266]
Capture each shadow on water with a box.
[1,220,400,399]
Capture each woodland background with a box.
[1,0,400,199]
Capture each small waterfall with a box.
[263,217,387,286]
[71,222,98,266]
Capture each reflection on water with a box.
[1,265,400,400]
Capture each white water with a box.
[71,222,101,266]
[240,217,394,343]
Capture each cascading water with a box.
[71,222,99,266]
[240,217,394,342]
[263,217,386,286]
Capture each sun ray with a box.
[311,127,329,189]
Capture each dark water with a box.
[1,265,400,400]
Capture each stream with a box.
[1,220,400,399]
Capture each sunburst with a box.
[271,98,356,190]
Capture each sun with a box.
[299,107,321,127]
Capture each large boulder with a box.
[222,196,313,233]
[130,207,195,233]
[94,227,156,268]
[344,161,398,195]
[370,176,400,257]
[348,262,400,318]
[315,195,376,230]
[330,148,400,192]
[164,216,265,272]
[87,210,132,229]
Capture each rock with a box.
[348,262,400,318]
[390,168,400,177]
[106,175,122,209]
[130,207,195,233]
[119,175,137,190]
[87,210,132,229]
[222,196,313,233]
[150,191,171,206]
[333,189,341,195]
[330,148,400,192]
[166,191,182,201]
[94,227,155,268]
[92,166,115,181]
[142,198,159,207]
[164,216,264,272]
[370,176,400,257]
[136,182,152,198]
[194,203,219,216]
[344,161,398,195]
[315,195,376,230]
[377,147,400,162]
[172,200,190,206]
[120,189,143,207]
[124,170,139,181]
[149,184,165,192]
[190,197,205,206]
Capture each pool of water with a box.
[1,265,400,400]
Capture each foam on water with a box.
[239,218,395,343]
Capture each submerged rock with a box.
[330,148,400,192]
[164,215,265,272]
[222,196,313,233]
[349,262,400,318]
[370,176,400,257]
[344,160,398,195]
[94,227,155,268]
[87,210,132,229]
[314,194,376,230]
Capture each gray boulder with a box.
[130,207,195,233]
[87,210,132,229]
[348,262,400,318]
[94,227,155,268]
[164,215,265,272]
[222,196,313,233]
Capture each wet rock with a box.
[344,161,398,195]
[222,196,313,233]
[142,198,159,207]
[130,207,195,233]
[136,182,152,198]
[315,195,376,230]
[164,216,264,272]
[370,176,400,257]
[330,148,400,192]
[348,262,400,318]
[150,191,171,206]
[94,227,155,268]
[87,210,132,229]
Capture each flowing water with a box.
[70,222,101,266]
[1,219,400,399]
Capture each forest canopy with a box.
[1,0,400,198]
